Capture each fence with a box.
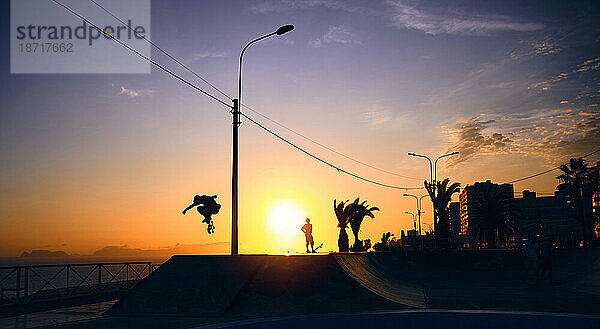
[0,262,159,306]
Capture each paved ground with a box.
[193,310,600,329]
[7,249,600,328]
[0,301,116,329]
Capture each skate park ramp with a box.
[107,249,600,320]
[107,254,411,318]
[332,253,426,307]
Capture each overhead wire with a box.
[240,104,422,181]
[88,0,233,102]
[53,0,425,191]
[87,0,421,182]
[241,113,424,190]
[504,148,600,184]
[51,0,232,109]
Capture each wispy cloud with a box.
[509,38,562,61]
[444,118,513,166]
[309,26,362,48]
[386,0,544,35]
[528,57,600,92]
[444,108,600,166]
[250,0,362,14]
[362,110,392,126]
[118,86,156,99]
[193,51,227,60]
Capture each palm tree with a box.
[373,232,394,251]
[557,158,598,246]
[334,199,352,252]
[468,186,521,248]
[347,198,379,251]
[424,178,460,248]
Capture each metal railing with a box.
[0,262,160,305]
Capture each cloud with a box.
[444,118,512,166]
[444,109,600,166]
[574,57,600,73]
[250,0,362,14]
[386,0,544,35]
[193,51,227,60]
[528,57,600,92]
[509,38,562,61]
[362,110,392,126]
[118,86,156,98]
[309,26,362,48]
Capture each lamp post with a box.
[434,151,459,186]
[407,151,459,187]
[405,211,417,231]
[407,152,458,238]
[403,194,429,236]
[232,25,294,255]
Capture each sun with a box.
[268,201,305,237]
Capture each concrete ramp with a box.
[107,249,600,318]
[107,254,410,317]
[106,255,267,315]
[333,253,426,308]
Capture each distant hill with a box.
[20,249,71,258]
[91,242,229,257]
[15,242,229,260]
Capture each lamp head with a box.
[408,152,415,156]
[276,25,294,35]
[403,193,410,197]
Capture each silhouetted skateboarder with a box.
[182,195,221,234]
[301,218,315,253]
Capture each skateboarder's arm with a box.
[182,203,197,215]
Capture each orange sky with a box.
[1,0,598,258]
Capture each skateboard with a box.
[311,243,323,253]
[207,221,215,234]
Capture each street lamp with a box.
[407,152,459,187]
[403,194,429,237]
[407,151,458,249]
[407,152,433,185]
[404,211,416,231]
[407,152,458,224]
[434,151,459,185]
[232,25,294,255]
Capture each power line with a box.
[504,148,600,184]
[53,0,424,191]
[88,0,233,102]
[241,112,424,190]
[241,104,422,181]
[52,0,231,109]
[86,0,421,182]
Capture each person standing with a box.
[537,236,554,285]
[521,235,539,281]
[301,218,315,253]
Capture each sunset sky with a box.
[1,0,599,257]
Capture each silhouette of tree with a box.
[373,232,395,251]
[557,158,599,247]
[334,199,352,252]
[347,198,379,252]
[424,178,460,248]
[468,186,521,248]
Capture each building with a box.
[459,180,514,247]
[517,190,580,247]
[592,161,600,239]
[448,202,467,248]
